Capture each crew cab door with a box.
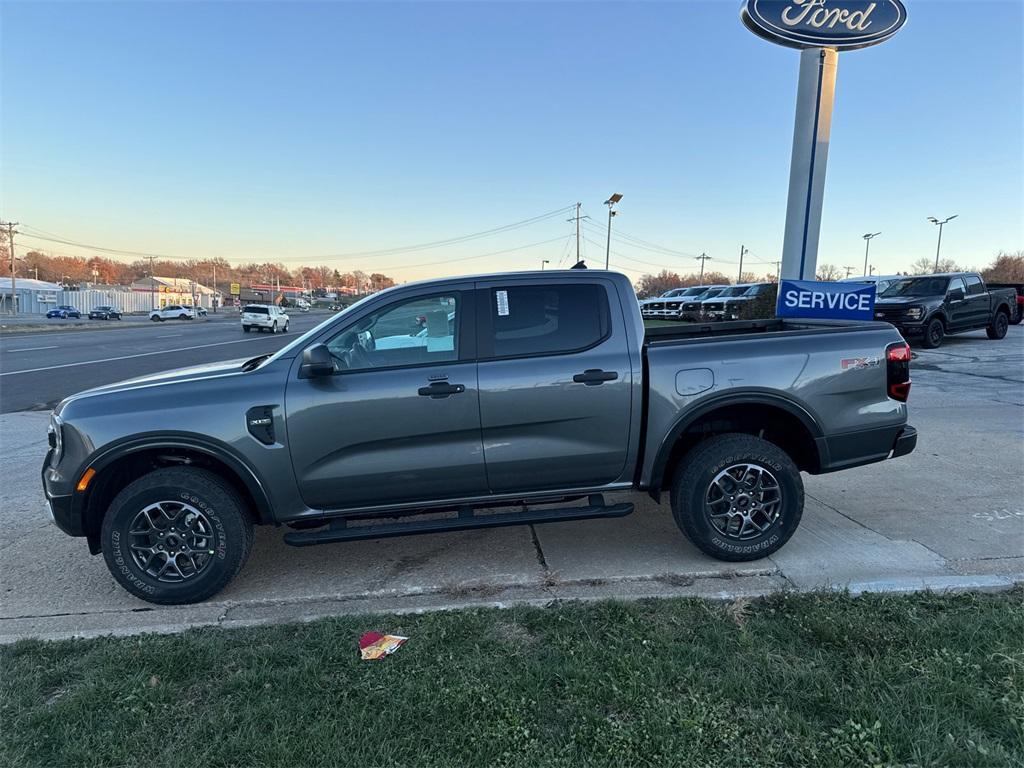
[944,277,969,330]
[474,277,633,493]
[285,287,487,510]
[962,275,991,328]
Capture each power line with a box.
[16,205,576,265]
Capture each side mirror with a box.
[948,288,964,301]
[299,343,334,378]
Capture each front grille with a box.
[681,302,702,312]
[874,307,906,321]
[664,301,681,310]
[703,302,724,312]
[646,302,665,311]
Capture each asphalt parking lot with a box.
[0,323,1021,642]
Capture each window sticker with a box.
[496,289,509,316]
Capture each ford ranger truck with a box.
[43,271,917,604]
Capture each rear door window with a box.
[964,275,984,295]
[481,284,610,359]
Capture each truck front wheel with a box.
[670,434,804,562]
[921,318,944,349]
[100,467,254,604]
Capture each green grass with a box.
[2,592,1022,767]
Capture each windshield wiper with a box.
[241,354,272,372]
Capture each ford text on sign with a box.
[777,279,877,321]
[741,0,908,51]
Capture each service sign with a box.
[776,279,876,321]
[741,0,908,51]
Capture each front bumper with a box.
[42,452,83,537]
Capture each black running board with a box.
[283,495,634,547]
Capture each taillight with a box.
[886,342,912,402]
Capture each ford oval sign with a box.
[742,0,907,51]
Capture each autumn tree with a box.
[981,251,1024,282]
[635,270,685,298]
[910,256,959,275]
[816,263,841,281]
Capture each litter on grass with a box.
[359,632,409,660]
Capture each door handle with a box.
[572,369,618,385]
[418,382,466,398]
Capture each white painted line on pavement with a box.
[5,345,59,352]
[156,334,183,338]
[0,336,284,377]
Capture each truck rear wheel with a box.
[100,467,254,604]
[986,310,1009,340]
[670,434,804,562]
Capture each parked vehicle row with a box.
[641,283,773,322]
[44,270,916,604]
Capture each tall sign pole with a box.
[781,47,837,280]
[741,0,908,282]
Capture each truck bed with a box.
[643,317,883,345]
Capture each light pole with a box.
[927,215,957,271]
[738,245,749,282]
[862,232,881,277]
[603,193,622,270]
[541,259,550,270]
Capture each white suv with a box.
[150,305,195,321]
[241,304,289,333]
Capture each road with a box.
[0,311,332,413]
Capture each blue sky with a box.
[2,0,1021,282]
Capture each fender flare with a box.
[74,433,275,526]
[646,391,826,495]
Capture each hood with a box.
[58,358,249,410]
[875,295,939,306]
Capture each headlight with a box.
[48,413,64,463]
[905,307,923,320]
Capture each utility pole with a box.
[772,260,782,282]
[844,266,855,278]
[695,253,712,285]
[738,245,749,283]
[212,263,217,313]
[148,255,156,310]
[567,203,589,264]
[2,220,19,314]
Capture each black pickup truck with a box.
[873,272,1016,348]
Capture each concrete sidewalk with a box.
[2,328,1021,643]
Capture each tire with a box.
[101,467,254,605]
[179,314,189,320]
[284,322,289,333]
[271,322,278,334]
[242,325,251,333]
[670,434,804,562]
[1010,305,1023,326]
[921,317,944,349]
[986,310,1009,340]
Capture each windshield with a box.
[743,285,766,296]
[718,286,749,298]
[694,288,723,300]
[881,277,950,298]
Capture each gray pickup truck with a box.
[43,271,917,604]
